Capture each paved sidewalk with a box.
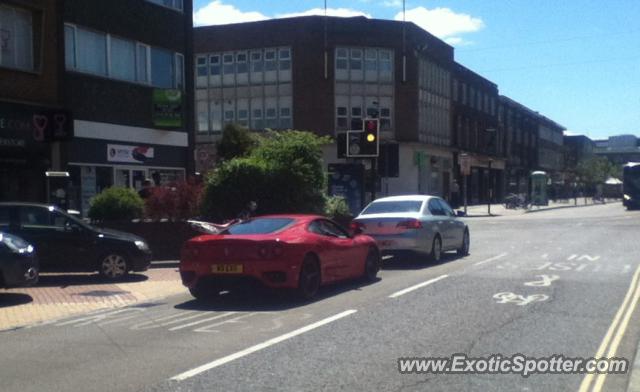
[462,197,617,217]
[0,265,185,331]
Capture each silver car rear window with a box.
[361,200,423,215]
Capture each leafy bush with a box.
[201,130,332,221]
[324,195,352,227]
[145,180,204,221]
[88,187,144,222]
[216,123,258,162]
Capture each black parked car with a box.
[0,203,152,280]
[0,232,39,288]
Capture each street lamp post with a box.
[485,128,496,216]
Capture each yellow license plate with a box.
[212,264,243,274]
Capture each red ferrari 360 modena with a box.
[180,215,381,300]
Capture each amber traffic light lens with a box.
[367,133,376,142]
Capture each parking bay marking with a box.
[171,309,358,381]
[388,275,449,298]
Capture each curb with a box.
[524,201,612,214]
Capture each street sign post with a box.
[459,154,471,214]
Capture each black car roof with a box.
[0,202,56,208]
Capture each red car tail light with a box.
[396,219,423,229]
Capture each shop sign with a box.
[0,102,73,145]
[107,144,154,164]
[152,89,182,128]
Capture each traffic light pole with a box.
[371,157,377,201]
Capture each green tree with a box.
[201,130,332,221]
[88,187,145,222]
[216,123,258,162]
[576,156,619,186]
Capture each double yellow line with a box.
[579,264,640,392]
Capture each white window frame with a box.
[174,53,184,89]
[136,43,151,84]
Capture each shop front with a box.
[65,137,187,216]
[0,101,73,202]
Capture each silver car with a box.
[352,195,469,262]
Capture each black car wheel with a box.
[99,253,129,279]
[363,248,381,282]
[189,280,220,301]
[429,235,442,263]
[457,229,470,256]
[297,255,321,300]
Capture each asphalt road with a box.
[1,202,639,392]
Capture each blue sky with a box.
[193,0,640,140]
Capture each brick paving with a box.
[0,266,186,331]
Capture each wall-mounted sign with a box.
[152,89,182,128]
[0,102,73,146]
[107,144,154,164]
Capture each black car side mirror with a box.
[456,210,466,217]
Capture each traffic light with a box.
[344,118,379,158]
[361,118,379,156]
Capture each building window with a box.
[336,48,348,70]
[196,55,207,77]
[379,50,392,81]
[151,47,173,88]
[250,51,262,72]
[75,27,107,76]
[336,106,348,129]
[222,53,234,74]
[0,4,34,71]
[279,48,290,71]
[350,49,362,70]
[145,0,183,12]
[264,49,276,71]
[196,100,208,133]
[65,24,182,88]
[236,52,248,73]
[110,36,136,81]
[209,54,221,75]
[64,24,76,70]
[136,43,150,83]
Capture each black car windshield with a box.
[361,200,423,215]
[224,218,294,235]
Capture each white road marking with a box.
[577,254,600,261]
[170,309,358,381]
[388,275,449,298]
[493,292,549,306]
[56,308,143,327]
[130,311,199,330]
[194,313,260,333]
[168,312,238,331]
[524,274,560,287]
[567,254,578,261]
[473,253,508,266]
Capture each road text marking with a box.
[170,309,358,381]
[524,274,560,287]
[388,275,449,298]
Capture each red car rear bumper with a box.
[180,259,301,289]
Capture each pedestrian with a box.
[451,180,460,209]
[138,179,154,199]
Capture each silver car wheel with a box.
[100,254,128,279]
